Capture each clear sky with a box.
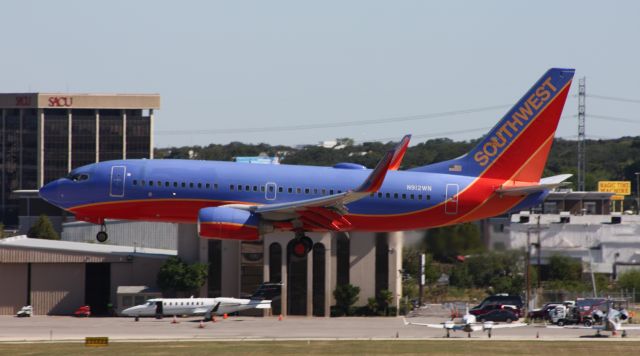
[2,1,639,148]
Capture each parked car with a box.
[470,294,523,314]
[73,305,91,317]
[469,303,522,317]
[528,303,561,321]
[477,309,519,323]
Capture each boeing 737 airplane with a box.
[39,68,575,258]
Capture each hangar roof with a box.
[0,235,175,263]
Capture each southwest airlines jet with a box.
[39,68,574,258]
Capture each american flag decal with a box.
[449,164,462,172]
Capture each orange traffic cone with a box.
[278,314,283,321]
[171,315,178,324]
[223,313,228,319]
[198,320,205,329]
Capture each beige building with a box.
[177,227,403,316]
[0,236,173,316]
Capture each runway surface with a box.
[1,316,638,342]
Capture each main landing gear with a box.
[96,223,108,243]
[291,231,313,259]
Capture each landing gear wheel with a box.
[96,224,108,243]
[291,235,313,258]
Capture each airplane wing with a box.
[402,318,463,330]
[495,174,572,196]
[485,322,528,329]
[224,135,409,230]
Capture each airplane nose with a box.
[39,180,62,205]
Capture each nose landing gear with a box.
[96,224,108,243]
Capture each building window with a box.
[336,233,349,286]
[269,243,282,315]
[375,233,389,301]
[313,243,326,316]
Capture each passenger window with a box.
[253,186,258,192]
[230,184,235,191]
[386,193,391,199]
[149,181,154,186]
[198,183,202,188]
[322,189,326,195]
[268,186,274,192]
[245,185,250,191]
[338,190,342,194]
[288,187,293,193]
[418,194,422,200]
[394,193,398,199]
[278,187,283,193]
[165,182,170,187]
[141,180,146,186]
[402,193,406,199]
[133,180,138,185]
[370,192,374,197]
[305,188,310,194]
[296,188,302,194]
[181,182,186,188]
[189,182,194,188]
[261,186,266,192]
[238,185,243,191]
[427,195,431,200]
[214,183,218,189]
[206,183,210,189]
[410,194,414,200]
[330,189,334,195]
[378,192,382,198]
[313,188,318,194]
[157,181,162,187]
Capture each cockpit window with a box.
[67,173,90,182]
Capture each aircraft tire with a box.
[291,236,313,259]
[96,231,108,243]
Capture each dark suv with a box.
[470,295,524,317]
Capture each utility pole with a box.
[577,77,586,191]
[525,230,531,312]
[536,215,541,289]
[419,253,425,307]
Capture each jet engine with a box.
[198,207,269,241]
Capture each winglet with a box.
[356,135,409,193]
[389,134,411,170]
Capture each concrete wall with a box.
[110,258,167,307]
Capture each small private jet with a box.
[403,307,526,338]
[121,283,280,320]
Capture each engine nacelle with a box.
[198,207,264,241]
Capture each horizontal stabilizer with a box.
[496,174,572,196]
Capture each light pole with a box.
[635,172,640,214]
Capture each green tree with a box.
[423,223,484,262]
[367,297,378,316]
[618,270,640,293]
[157,257,208,296]
[27,215,59,240]
[547,255,582,282]
[378,289,394,316]
[333,284,360,316]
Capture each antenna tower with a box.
[577,77,586,191]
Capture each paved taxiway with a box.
[1,316,638,342]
